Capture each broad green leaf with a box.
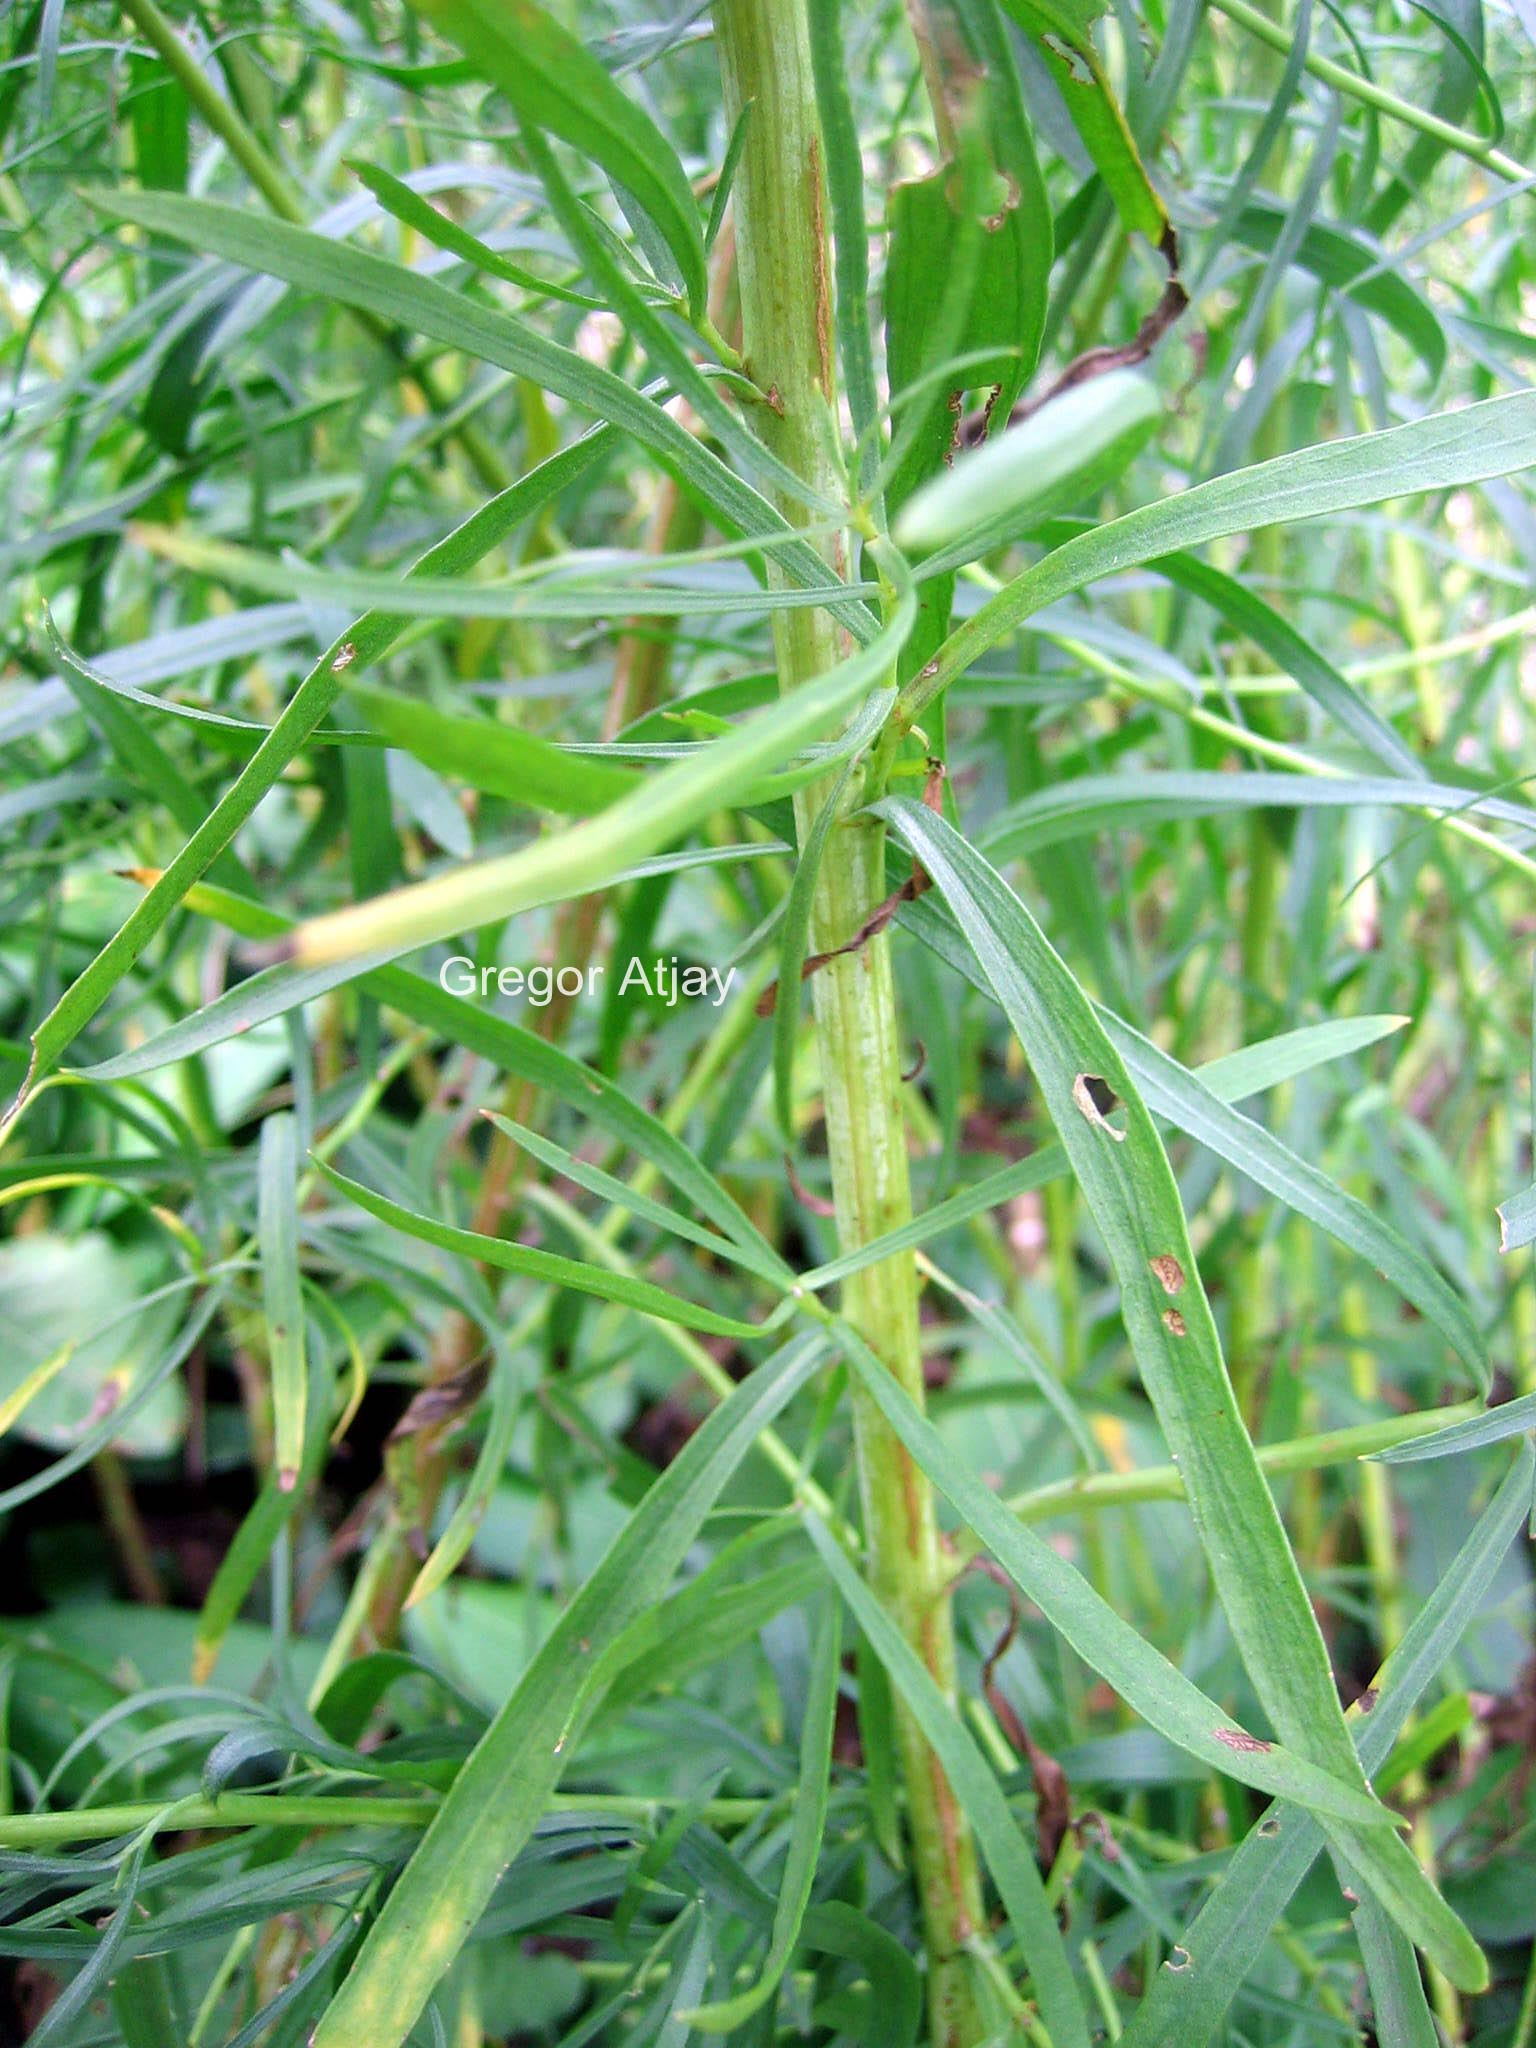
[682,1593,839,2029]
[1121,1445,1534,2048]
[404,0,706,316]
[316,1162,789,1340]
[803,1514,1091,2048]
[883,96,1049,512]
[997,0,1171,247]
[8,427,615,1125]
[285,562,910,965]
[895,369,1161,555]
[306,1333,825,2048]
[258,1113,307,1489]
[827,1317,1404,1827]
[877,797,1486,1992]
[914,391,1536,715]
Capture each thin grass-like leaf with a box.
[307,1333,825,2048]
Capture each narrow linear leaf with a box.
[78,873,788,1270]
[918,391,1536,710]
[307,1334,826,2048]
[1374,1389,1536,1464]
[1121,1445,1534,2048]
[316,1161,788,1341]
[83,191,870,641]
[773,756,860,1140]
[286,565,910,966]
[878,797,1485,1992]
[258,1114,307,1490]
[803,1513,1091,2048]
[404,0,706,316]
[10,427,615,1120]
[682,1593,840,2029]
[828,1317,1402,1827]
[350,159,600,307]
[341,678,639,815]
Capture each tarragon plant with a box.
[1,0,1535,2043]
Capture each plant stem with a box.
[1208,0,1533,185]
[714,7,988,2042]
[0,1789,771,1849]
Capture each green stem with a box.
[983,1401,1479,1538]
[0,1789,771,1849]
[714,6,988,2042]
[1209,0,1534,185]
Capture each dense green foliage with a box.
[2,0,1535,2042]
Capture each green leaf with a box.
[1121,1445,1534,2048]
[341,678,639,816]
[1498,1182,1536,1252]
[481,1112,787,1288]
[404,0,706,317]
[285,558,909,966]
[801,1010,1412,1291]
[1232,199,1447,383]
[827,1317,1404,1827]
[307,1333,825,2048]
[1347,1876,1442,2048]
[807,0,880,492]
[982,768,1536,856]
[883,105,1050,510]
[876,797,1486,1993]
[349,160,600,307]
[8,426,615,1125]
[895,369,1162,556]
[771,755,860,1141]
[258,1113,307,1490]
[682,1593,840,2029]
[803,1513,1092,2048]
[1103,1013,1486,1388]
[996,0,1171,248]
[914,391,1536,716]
[1374,1390,1536,1464]
[82,190,871,639]
[315,1161,789,1340]
[74,874,787,1271]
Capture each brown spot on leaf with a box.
[1149,1254,1185,1295]
[1162,1308,1187,1337]
[1215,1726,1273,1754]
